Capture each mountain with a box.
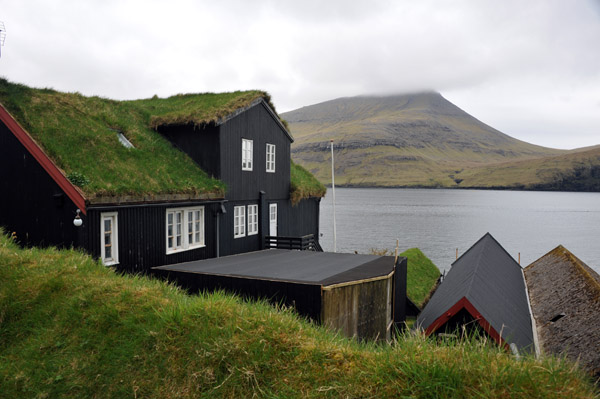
[282,93,600,190]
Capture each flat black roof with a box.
[153,249,394,286]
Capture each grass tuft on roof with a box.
[290,160,327,204]
[0,78,324,202]
[133,91,273,130]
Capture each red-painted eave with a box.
[424,296,508,350]
[0,104,87,215]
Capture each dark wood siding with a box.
[219,102,291,201]
[218,197,321,257]
[219,200,262,257]
[278,197,321,238]
[0,121,79,247]
[155,269,323,322]
[84,202,220,274]
[158,123,222,179]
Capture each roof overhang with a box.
[0,103,88,215]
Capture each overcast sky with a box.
[1,0,599,149]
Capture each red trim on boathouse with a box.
[424,296,508,350]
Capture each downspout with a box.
[215,200,227,258]
[259,191,266,249]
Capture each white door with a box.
[269,203,277,236]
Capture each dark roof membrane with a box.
[416,233,535,352]
[154,249,394,286]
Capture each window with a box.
[266,143,276,173]
[101,212,118,266]
[269,203,277,237]
[234,205,246,238]
[248,204,258,235]
[166,206,205,254]
[242,138,253,171]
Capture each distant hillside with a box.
[283,93,599,190]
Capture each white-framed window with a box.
[242,138,253,171]
[234,205,246,238]
[266,143,276,173]
[248,204,258,235]
[101,212,119,266]
[166,206,205,254]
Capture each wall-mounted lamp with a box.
[73,209,83,227]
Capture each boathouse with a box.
[154,250,408,341]
[415,233,535,353]
[525,246,600,379]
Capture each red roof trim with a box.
[424,296,508,350]
[0,104,87,215]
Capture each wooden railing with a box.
[265,234,322,251]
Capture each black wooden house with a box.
[0,79,325,273]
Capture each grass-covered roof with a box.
[0,78,319,202]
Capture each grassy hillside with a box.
[1,233,597,398]
[283,93,600,190]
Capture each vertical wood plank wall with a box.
[0,121,79,248]
[85,202,219,274]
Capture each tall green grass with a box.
[0,232,596,398]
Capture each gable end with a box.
[0,104,87,214]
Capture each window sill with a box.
[166,244,206,255]
[103,260,119,267]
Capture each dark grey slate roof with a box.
[416,233,535,352]
[524,246,600,378]
[154,249,394,286]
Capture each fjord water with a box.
[319,188,600,274]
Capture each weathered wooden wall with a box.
[321,275,393,341]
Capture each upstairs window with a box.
[166,206,205,254]
[101,212,119,266]
[266,143,276,173]
[234,206,246,238]
[242,138,253,171]
[248,204,258,235]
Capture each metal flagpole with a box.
[330,139,336,252]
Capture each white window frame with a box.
[269,203,277,237]
[247,204,258,236]
[266,143,276,173]
[234,205,246,238]
[101,212,119,266]
[166,206,205,254]
[242,138,253,171]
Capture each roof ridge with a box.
[559,246,600,297]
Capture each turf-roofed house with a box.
[0,78,325,273]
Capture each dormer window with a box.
[242,139,253,171]
[266,143,275,173]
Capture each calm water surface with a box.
[319,188,600,274]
